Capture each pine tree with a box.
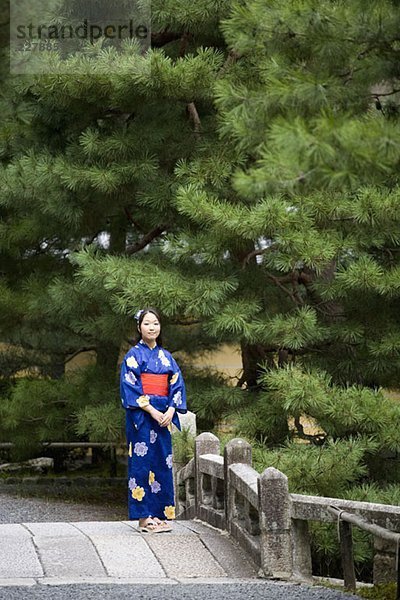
[212,2,400,576]
[75,1,400,390]
[208,0,400,388]
[69,1,400,411]
[70,0,400,497]
[156,0,400,495]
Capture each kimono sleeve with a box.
[120,352,151,410]
[167,356,187,414]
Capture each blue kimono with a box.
[120,339,187,521]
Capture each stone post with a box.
[258,467,293,579]
[194,432,220,515]
[172,410,197,436]
[291,519,313,582]
[373,537,398,585]
[224,438,252,533]
[172,410,197,511]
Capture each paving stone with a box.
[181,518,255,569]
[0,524,32,539]
[0,579,37,587]
[121,520,139,532]
[175,577,266,584]
[180,519,226,537]
[0,539,43,578]
[73,522,138,536]
[38,577,178,586]
[146,534,226,578]
[23,522,84,537]
[89,534,166,578]
[162,521,199,535]
[33,535,106,578]
[200,534,258,578]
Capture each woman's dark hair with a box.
[135,307,163,346]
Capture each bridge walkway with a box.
[0,518,259,586]
[0,518,353,600]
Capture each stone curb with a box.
[0,577,274,587]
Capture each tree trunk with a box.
[95,211,127,379]
[239,341,274,389]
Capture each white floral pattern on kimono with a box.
[124,371,137,385]
[134,442,148,457]
[158,349,171,367]
[173,391,182,406]
[126,356,139,369]
[128,477,137,490]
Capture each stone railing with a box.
[175,432,400,588]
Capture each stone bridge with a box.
[175,432,400,590]
[0,431,398,597]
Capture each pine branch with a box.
[266,272,303,306]
[65,347,97,364]
[179,31,192,56]
[83,231,104,247]
[172,318,201,326]
[298,268,345,319]
[280,169,316,188]
[125,224,169,255]
[291,278,304,306]
[356,39,400,60]
[372,89,400,98]
[173,28,202,141]
[294,416,326,446]
[242,246,273,267]
[124,207,145,233]
[340,66,363,84]
[187,102,201,138]
[218,49,241,78]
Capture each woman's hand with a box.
[149,407,164,425]
[159,406,175,428]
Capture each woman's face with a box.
[139,312,161,346]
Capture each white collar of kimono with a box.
[139,339,158,350]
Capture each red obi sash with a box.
[141,373,169,396]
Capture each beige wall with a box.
[179,344,242,385]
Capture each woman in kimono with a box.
[120,307,187,533]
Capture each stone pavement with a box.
[0,519,259,586]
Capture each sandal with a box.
[139,519,160,533]
[152,517,172,532]
[139,519,171,534]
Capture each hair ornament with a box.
[134,309,144,322]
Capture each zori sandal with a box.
[139,519,171,533]
[139,519,161,533]
[152,518,172,532]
